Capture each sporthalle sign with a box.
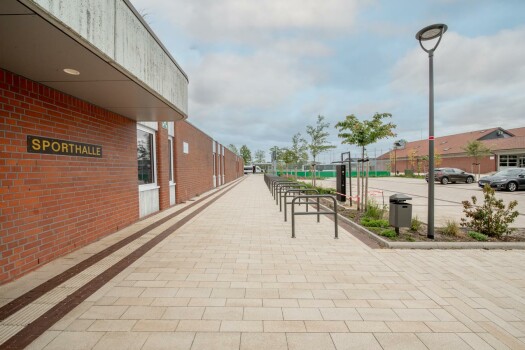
[27,135,102,158]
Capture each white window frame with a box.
[137,124,158,191]
[168,136,175,185]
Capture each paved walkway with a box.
[1,175,525,349]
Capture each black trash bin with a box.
[389,194,412,234]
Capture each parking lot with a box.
[314,176,525,228]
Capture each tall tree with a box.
[254,150,266,163]
[239,145,252,164]
[463,140,492,180]
[335,113,396,210]
[269,146,284,174]
[227,144,239,156]
[306,115,336,186]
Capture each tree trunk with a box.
[365,158,370,210]
[356,157,360,211]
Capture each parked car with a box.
[425,167,475,185]
[478,168,525,192]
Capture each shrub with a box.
[442,220,460,236]
[361,217,389,228]
[363,199,386,220]
[468,231,488,241]
[410,216,422,232]
[378,229,397,238]
[461,184,519,237]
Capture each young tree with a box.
[281,148,298,176]
[306,115,336,186]
[463,140,492,180]
[227,144,239,156]
[254,150,266,163]
[290,133,308,178]
[335,113,396,211]
[240,145,252,164]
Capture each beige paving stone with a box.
[151,297,190,307]
[299,299,336,308]
[142,332,195,350]
[331,333,383,350]
[369,300,406,308]
[286,333,336,350]
[279,289,314,299]
[120,305,166,319]
[244,307,283,320]
[263,320,306,332]
[283,307,323,320]
[203,306,243,320]
[26,331,61,350]
[394,308,439,322]
[210,288,245,298]
[140,287,179,298]
[417,333,473,350]
[425,321,471,333]
[220,320,263,332]
[245,288,279,299]
[176,288,212,298]
[132,320,179,331]
[333,299,370,308]
[375,333,427,350]
[104,287,145,297]
[458,333,500,350]
[92,331,149,350]
[88,319,136,331]
[162,306,205,320]
[113,297,154,306]
[386,321,432,333]
[42,331,105,350]
[312,289,348,300]
[240,333,287,350]
[188,297,226,306]
[79,305,129,319]
[345,321,390,333]
[176,320,221,332]
[226,298,262,307]
[64,319,95,331]
[263,298,299,307]
[305,320,349,332]
[358,308,400,321]
[320,308,361,321]
[191,332,240,350]
[134,280,168,288]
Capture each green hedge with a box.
[277,171,390,178]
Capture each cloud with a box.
[391,26,525,132]
[134,0,370,43]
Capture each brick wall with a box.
[173,121,214,203]
[224,147,242,182]
[0,70,139,283]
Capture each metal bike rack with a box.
[273,181,297,199]
[284,189,319,221]
[277,183,308,209]
[291,195,338,239]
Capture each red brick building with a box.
[380,127,525,174]
[0,1,243,284]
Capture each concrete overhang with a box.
[0,0,188,122]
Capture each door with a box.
[519,156,525,168]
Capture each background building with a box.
[379,127,525,174]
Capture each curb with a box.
[327,203,525,250]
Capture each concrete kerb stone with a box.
[319,202,525,250]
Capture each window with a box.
[168,137,174,183]
[137,128,155,185]
[500,155,517,167]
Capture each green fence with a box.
[276,170,390,178]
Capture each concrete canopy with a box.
[0,0,188,122]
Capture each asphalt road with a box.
[313,176,525,228]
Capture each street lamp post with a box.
[416,23,447,239]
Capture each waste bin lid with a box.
[389,193,412,202]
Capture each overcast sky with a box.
[130,0,525,163]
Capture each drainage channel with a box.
[0,178,244,350]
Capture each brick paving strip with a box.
[0,178,244,350]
